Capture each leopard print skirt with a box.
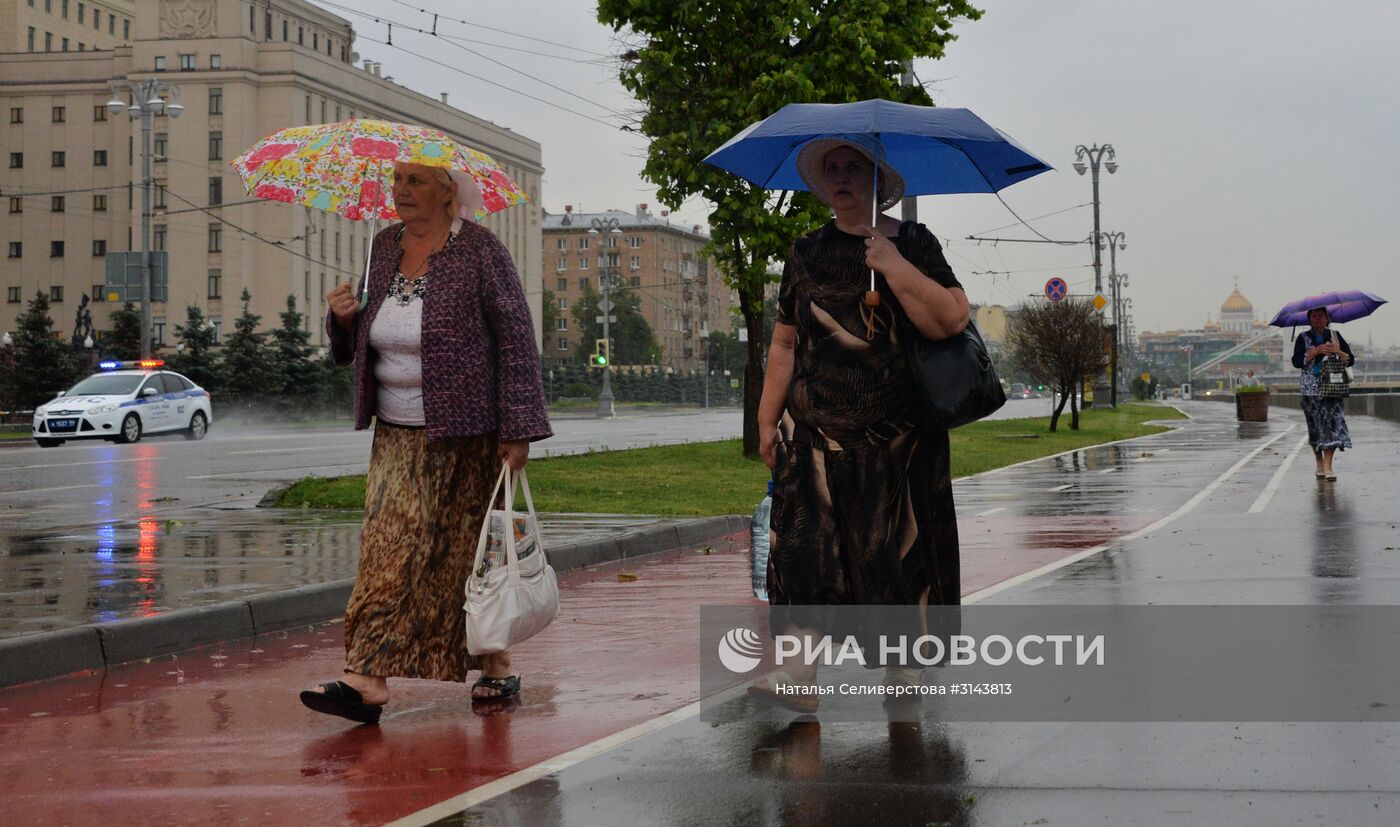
[344,422,499,682]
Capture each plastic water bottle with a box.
[750,480,773,601]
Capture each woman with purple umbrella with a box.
[1291,306,1355,480]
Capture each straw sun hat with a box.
[795,133,906,212]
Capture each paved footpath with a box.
[3,402,1398,825]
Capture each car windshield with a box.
[66,374,144,396]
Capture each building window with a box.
[208,132,222,161]
[304,95,311,122]
[313,32,318,50]
[335,231,341,261]
[557,337,569,351]
[153,225,166,250]
[7,198,20,214]
[208,224,221,253]
[93,194,106,211]
[579,257,589,270]
[208,270,221,299]
[9,107,21,124]
[51,286,64,303]
[94,10,100,30]
[78,3,85,23]
[209,88,222,115]
[7,286,21,302]
[556,297,568,310]
[578,277,588,290]
[154,183,167,209]
[123,19,129,40]
[108,16,113,34]
[92,239,106,256]
[579,237,590,250]
[179,53,195,71]
[51,196,65,212]
[93,149,107,166]
[207,176,222,206]
[8,153,21,168]
[556,257,566,272]
[78,43,86,52]
[51,151,64,167]
[250,6,255,33]
[630,276,641,288]
[50,241,64,258]
[556,238,567,250]
[153,320,165,345]
[630,256,641,270]
[320,100,326,122]
[61,0,68,18]
[556,318,568,331]
[27,27,35,52]
[630,236,642,248]
[298,26,304,45]
[154,55,166,71]
[153,132,167,158]
[210,54,221,69]
[210,318,221,343]
[93,105,107,122]
[282,20,288,41]
[45,32,52,52]
[6,243,20,259]
[556,277,568,291]
[91,286,106,301]
[51,106,65,123]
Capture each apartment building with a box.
[1,0,544,347]
[542,204,735,374]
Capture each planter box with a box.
[1236,391,1269,422]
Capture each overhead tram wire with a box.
[310,2,625,120]
[967,201,1091,237]
[385,0,610,58]
[164,188,362,278]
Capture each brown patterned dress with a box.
[769,221,962,638]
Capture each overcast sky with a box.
[331,0,1399,348]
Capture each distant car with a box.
[32,360,212,447]
[1010,383,1027,399]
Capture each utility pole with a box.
[1099,231,1126,406]
[901,60,919,225]
[590,217,622,417]
[1074,144,1118,406]
[105,80,183,358]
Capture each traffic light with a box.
[590,338,610,368]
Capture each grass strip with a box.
[276,403,1184,515]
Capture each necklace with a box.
[389,225,452,306]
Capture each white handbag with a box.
[463,464,559,655]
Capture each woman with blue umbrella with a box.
[706,102,1049,708]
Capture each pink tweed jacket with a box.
[326,221,552,444]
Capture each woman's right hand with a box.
[328,282,358,330]
[759,422,780,470]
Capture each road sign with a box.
[1141,372,1151,382]
[595,315,617,324]
[1044,277,1068,302]
[1092,293,1108,312]
[729,379,739,389]
[597,297,614,314]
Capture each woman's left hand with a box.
[500,439,529,471]
[859,225,907,276]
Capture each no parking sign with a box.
[1044,277,1068,302]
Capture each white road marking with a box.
[226,444,367,456]
[1048,483,1073,491]
[976,507,1007,517]
[0,484,100,497]
[186,462,368,480]
[0,456,156,472]
[1247,434,1310,514]
[1099,468,1118,474]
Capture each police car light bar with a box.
[99,360,165,370]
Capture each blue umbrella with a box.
[702,99,1052,196]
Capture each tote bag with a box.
[1318,330,1352,399]
[463,464,559,655]
[908,321,1007,430]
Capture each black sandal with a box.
[471,674,521,704]
[299,680,383,724]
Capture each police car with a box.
[32,360,212,447]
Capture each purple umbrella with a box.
[1268,290,1388,327]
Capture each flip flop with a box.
[299,680,383,725]
[747,671,820,714]
[472,674,522,704]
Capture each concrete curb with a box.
[0,515,750,689]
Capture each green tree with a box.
[218,289,274,410]
[541,288,558,354]
[105,301,142,361]
[7,291,83,408]
[571,281,658,365]
[1007,299,1109,432]
[598,0,983,454]
[269,295,325,416]
[166,305,222,392]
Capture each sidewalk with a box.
[3,403,1398,825]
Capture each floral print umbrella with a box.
[231,119,530,221]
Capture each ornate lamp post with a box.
[1075,143,1118,406]
[105,80,184,359]
[1097,231,1126,405]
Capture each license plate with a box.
[48,418,78,432]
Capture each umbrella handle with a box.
[356,222,376,312]
[870,164,877,293]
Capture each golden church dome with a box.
[1221,288,1253,314]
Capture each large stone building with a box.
[1,0,543,349]
[1137,285,1286,376]
[542,204,734,374]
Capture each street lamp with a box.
[106,79,183,359]
[588,216,623,418]
[1097,231,1126,405]
[1074,143,1118,296]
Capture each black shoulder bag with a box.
[907,320,1007,430]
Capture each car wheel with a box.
[35,438,63,448]
[186,411,208,441]
[117,413,143,444]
